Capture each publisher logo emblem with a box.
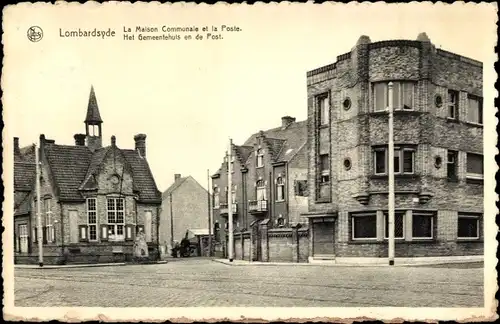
[27,26,43,42]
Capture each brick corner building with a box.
[303,33,483,262]
[14,86,162,265]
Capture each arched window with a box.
[256,149,264,167]
[276,177,285,201]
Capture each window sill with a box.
[275,199,286,203]
[350,239,378,244]
[319,124,329,129]
[256,166,264,169]
[446,117,460,124]
[466,176,483,184]
[465,121,483,128]
[370,174,420,180]
[457,238,482,243]
[315,197,331,204]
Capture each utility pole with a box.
[35,144,43,267]
[207,169,212,257]
[227,139,234,262]
[388,82,395,266]
[169,193,174,250]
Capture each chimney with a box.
[281,116,296,128]
[111,135,116,147]
[74,134,86,146]
[174,174,181,181]
[134,133,147,158]
[14,137,20,155]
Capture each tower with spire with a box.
[85,85,103,151]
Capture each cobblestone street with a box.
[14,259,483,307]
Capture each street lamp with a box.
[387,82,395,266]
[34,144,44,267]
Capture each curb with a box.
[15,260,169,269]
[211,259,484,268]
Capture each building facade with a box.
[14,86,162,265]
[14,139,36,255]
[303,33,484,261]
[211,116,308,249]
[160,174,210,251]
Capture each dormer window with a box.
[256,149,264,168]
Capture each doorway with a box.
[312,220,335,257]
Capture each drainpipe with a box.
[269,171,273,223]
[60,201,65,263]
[286,163,290,226]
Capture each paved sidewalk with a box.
[212,258,484,267]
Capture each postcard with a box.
[2,1,498,322]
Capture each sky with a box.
[3,2,497,193]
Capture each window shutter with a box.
[100,224,108,242]
[52,227,56,243]
[79,225,88,242]
[42,226,47,244]
[125,224,135,241]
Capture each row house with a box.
[14,86,162,265]
[303,33,484,261]
[211,116,308,243]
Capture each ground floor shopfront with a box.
[304,209,484,262]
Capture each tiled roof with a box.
[122,149,162,202]
[234,145,253,165]
[14,191,31,216]
[264,137,286,162]
[85,86,103,123]
[79,146,111,190]
[14,162,36,191]
[44,144,93,200]
[42,143,161,202]
[242,120,307,163]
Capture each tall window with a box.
[231,185,236,204]
[317,95,330,125]
[351,213,377,240]
[467,95,483,124]
[447,90,459,119]
[384,212,405,239]
[373,147,415,175]
[276,177,285,201]
[87,198,97,241]
[447,150,458,180]
[457,214,480,239]
[466,153,483,180]
[374,81,415,112]
[213,187,220,208]
[107,198,125,241]
[256,180,266,201]
[44,198,54,243]
[412,213,434,239]
[256,149,264,168]
[320,154,330,183]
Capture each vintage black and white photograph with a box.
[2,2,498,322]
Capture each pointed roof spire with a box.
[85,85,103,124]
